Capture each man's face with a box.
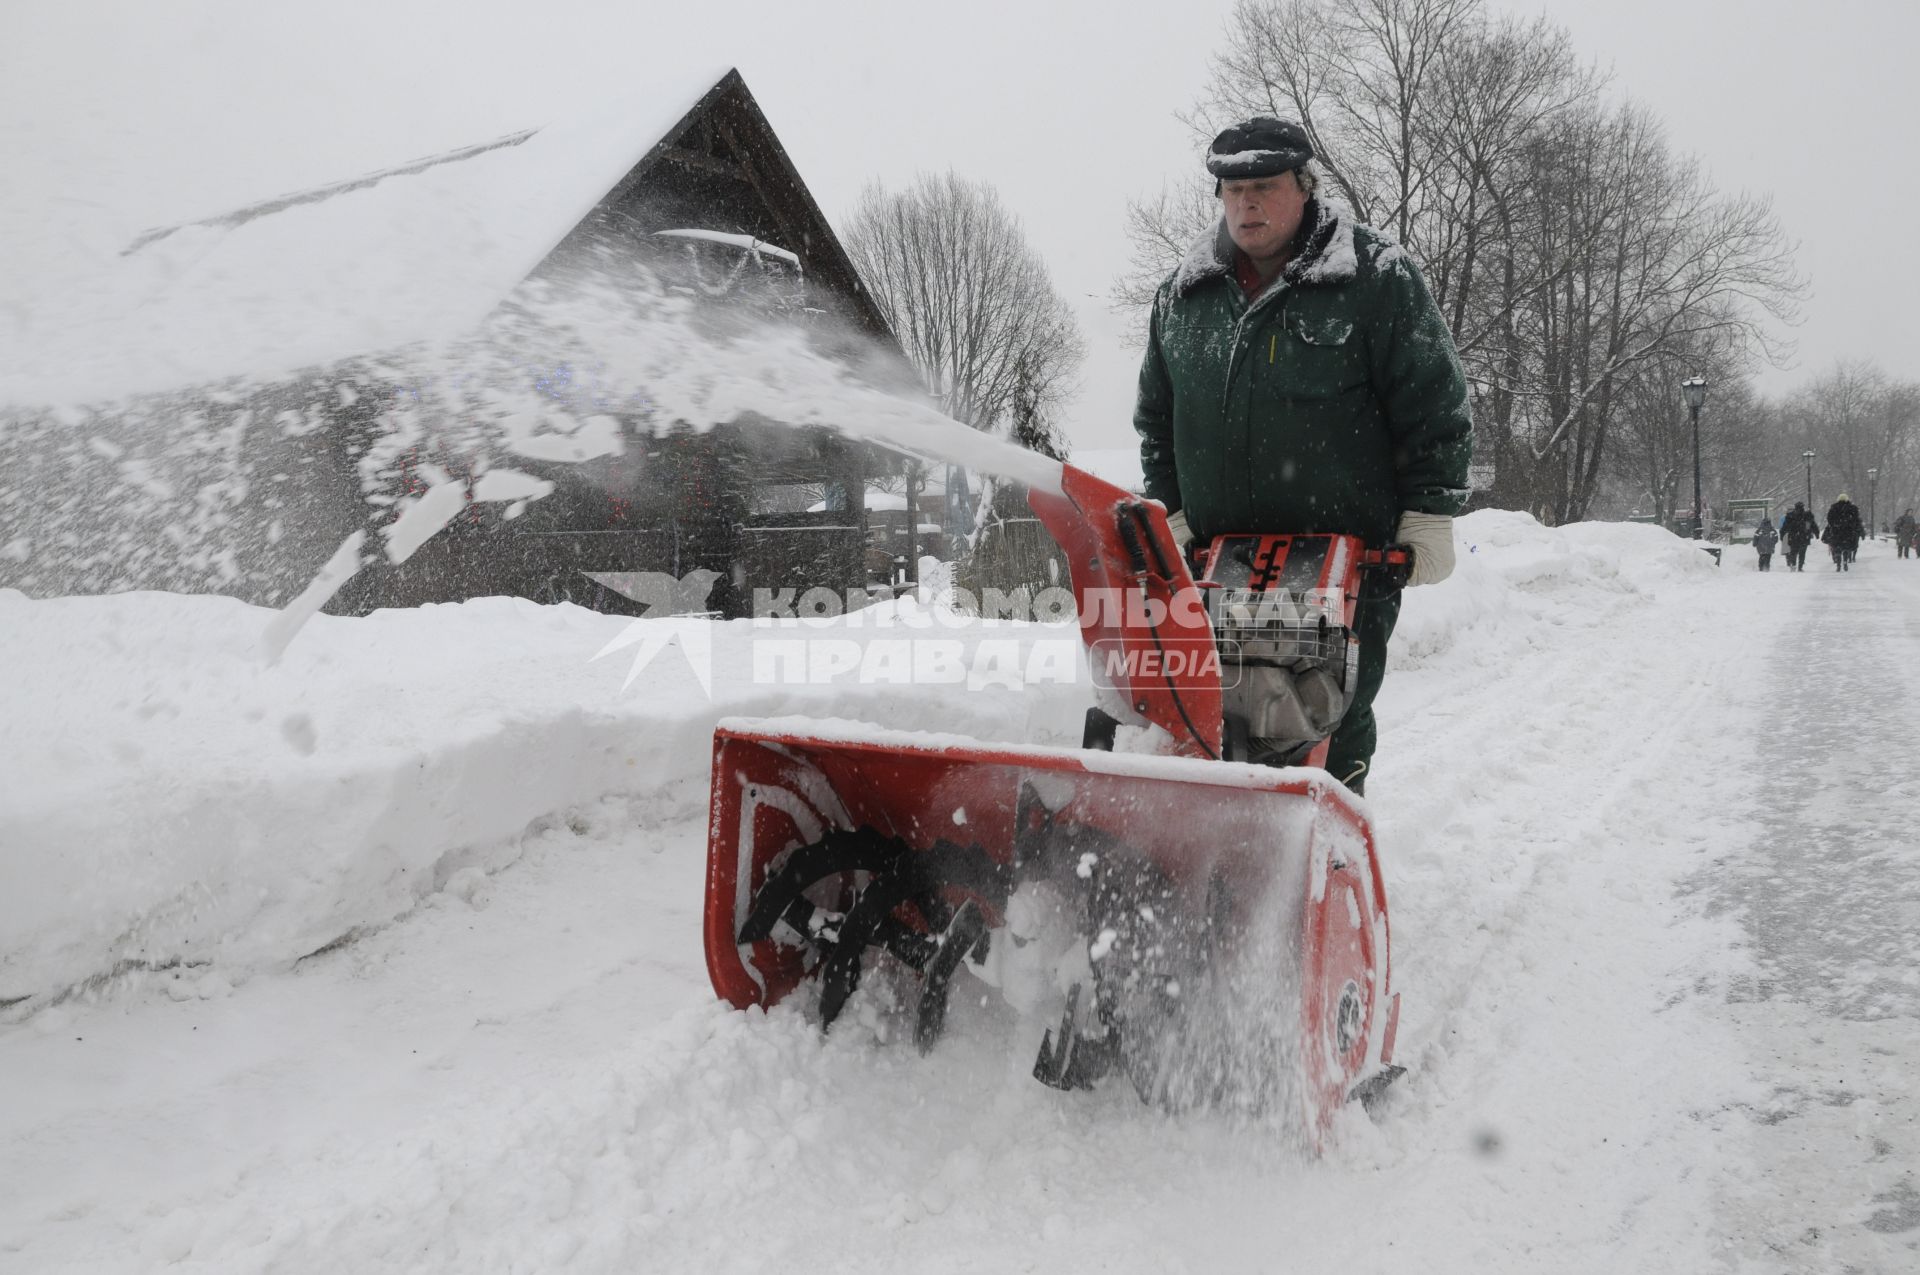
[1221,171,1308,262]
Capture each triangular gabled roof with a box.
[6,68,888,406]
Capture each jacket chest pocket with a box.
[1163,314,1236,378]
[1263,312,1365,400]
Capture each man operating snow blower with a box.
[701,117,1469,1137]
[1134,116,1474,794]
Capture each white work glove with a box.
[1166,508,1194,551]
[1395,511,1456,586]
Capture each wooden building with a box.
[0,69,911,618]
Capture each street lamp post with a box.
[1868,467,1879,538]
[1682,377,1709,538]
[1803,450,1816,508]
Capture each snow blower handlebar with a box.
[1025,465,1418,762]
[1026,466,1222,760]
[1361,545,1414,593]
[1116,499,1177,581]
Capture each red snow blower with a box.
[703,463,1407,1135]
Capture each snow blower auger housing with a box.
[704,463,1407,1135]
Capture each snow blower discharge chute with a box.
[704,463,1408,1135]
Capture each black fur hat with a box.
[1206,117,1314,180]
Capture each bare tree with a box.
[1697,378,1787,523]
[1872,381,1920,522]
[1419,14,1594,347]
[1115,0,1804,527]
[1114,179,1220,332]
[1604,346,1773,528]
[842,172,1084,437]
[1508,101,1804,521]
[1007,347,1069,460]
[1777,363,1920,522]
[1602,362,1920,534]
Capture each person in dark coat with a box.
[1823,495,1863,571]
[1894,508,1916,560]
[1780,501,1820,571]
[1134,116,1473,794]
[1751,516,1778,571]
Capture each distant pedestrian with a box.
[1780,501,1820,571]
[1895,508,1917,560]
[1751,517,1778,571]
[1824,495,1863,571]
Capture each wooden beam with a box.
[656,146,750,182]
[712,111,811,260]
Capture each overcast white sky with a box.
[3,0,1915,453]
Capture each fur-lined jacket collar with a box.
[1171,198,1358,298]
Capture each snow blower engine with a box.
[703,463,1409,1135]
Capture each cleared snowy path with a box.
[6,523,1910,1272]
[1705,539,1920,1273]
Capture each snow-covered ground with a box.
[3,520,1918,1273]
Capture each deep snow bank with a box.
[0,512,1712,1003]
[0,589,1084,1000]
[1393,509,1718,669]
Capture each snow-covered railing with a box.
[651,229,802,270]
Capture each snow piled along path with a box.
[0,513,1887,1272]
[0,589,1085,1000]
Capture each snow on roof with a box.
[3,69,732,406]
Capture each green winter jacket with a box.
[1134,202,1473,546]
